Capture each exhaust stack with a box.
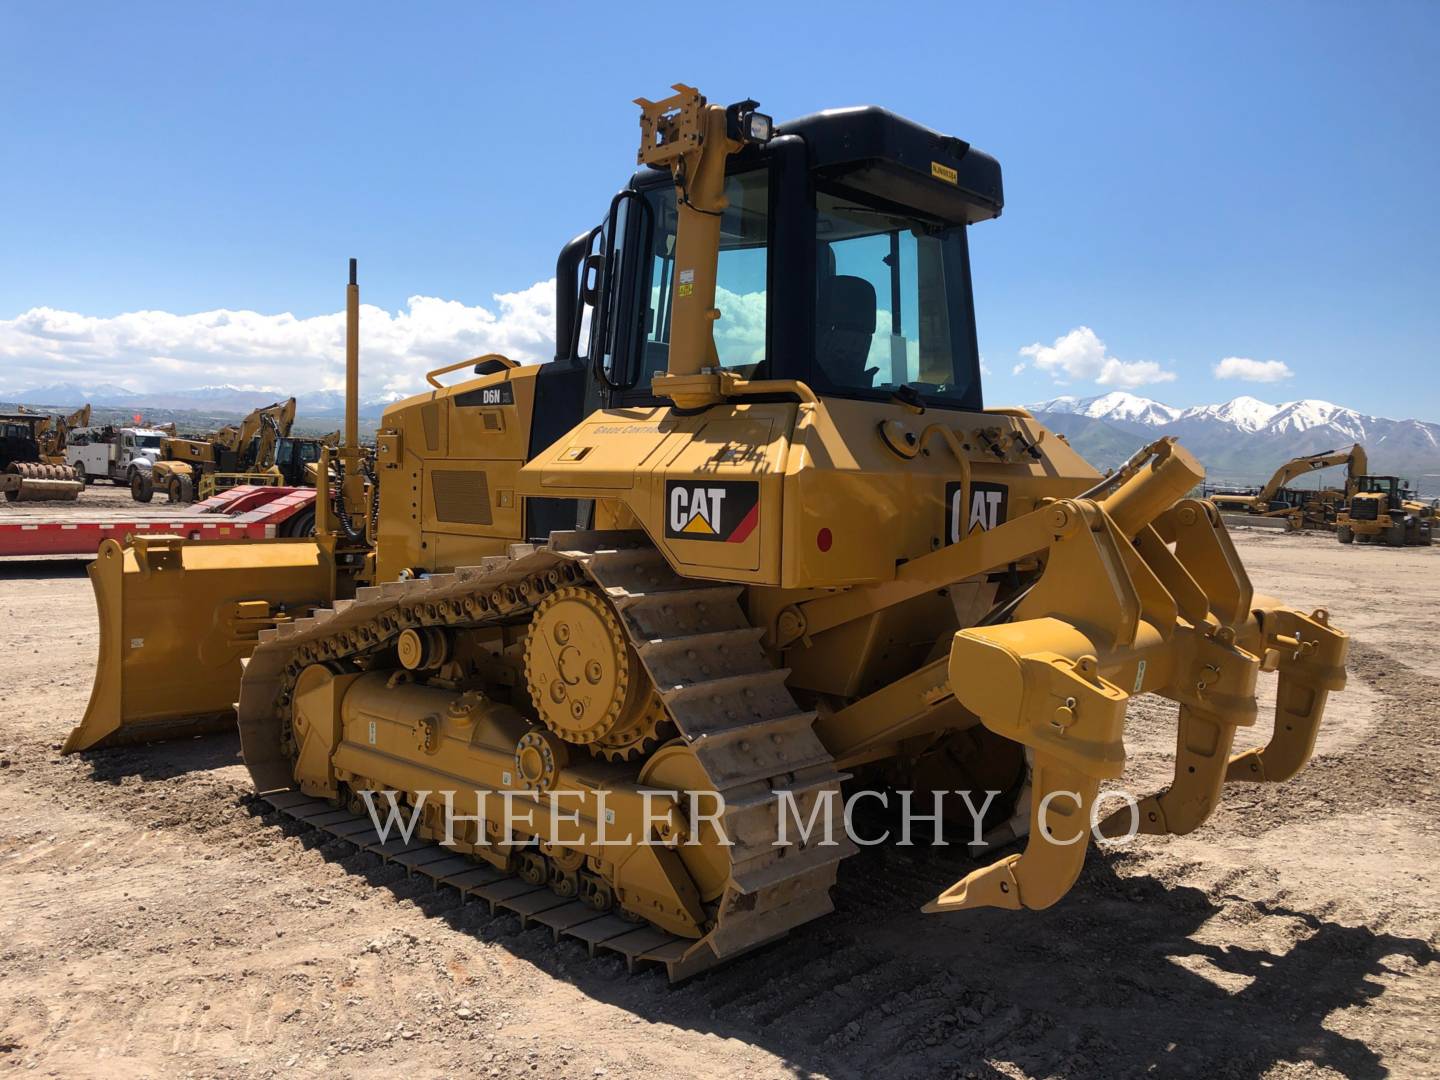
[345,257,359,451]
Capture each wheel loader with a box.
[1336,475,1435,546]
[63,85,1349,980]
[0,412,85,501]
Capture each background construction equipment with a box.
[1207,444,1367,530]
[137,399,298,503]
[1337,475,1435,545]
[1,412,85,502]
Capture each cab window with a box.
[637,168,770,385]
[813,185,977,408]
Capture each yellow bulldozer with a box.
[63,84,1348,980]
[138,398,298,503]
[1207,444,1367,531]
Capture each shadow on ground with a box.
[238,795,1432,1080]
[76,731,244,782]
[0,558,90,580]
[59,631,1440,1079]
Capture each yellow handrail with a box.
[425,353,518,389]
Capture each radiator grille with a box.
[431,469,493,525]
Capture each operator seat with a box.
[817,274,879,388]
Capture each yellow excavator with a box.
[64,84,1348,980]
[138,398,298,503]
[1207,444,1367,531]
[30,403,93,466]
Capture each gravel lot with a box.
[1,527,1435,1078]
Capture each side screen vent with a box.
[431,469,493,525]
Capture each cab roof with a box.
[630,104,1004,225]
[777,105,1003,223]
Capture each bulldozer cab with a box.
[565,107,998,415]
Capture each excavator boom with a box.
[1256,443,1367,502]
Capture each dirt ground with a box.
[1,527,1436,1079]
[0,480,200,521]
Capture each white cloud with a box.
[1097,359,1176,389]
[1018,326,1176,389]
[0,281,556,397]
[1213,356,1293,383]
[713,286,767,366]
[1011,361,1027,376]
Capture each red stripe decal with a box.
[726,503,759,543]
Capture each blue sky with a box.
[2,2,1437,417]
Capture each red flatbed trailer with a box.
[0,486,316,557]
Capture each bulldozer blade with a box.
[63,535,337,754]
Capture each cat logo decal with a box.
[665,480,760,543]
[944,481,1009,544]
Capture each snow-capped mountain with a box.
[1029,391,1182,426]
[295,388,411,417]
[8,381,145,407]
[1028,393,1440,493]
[1030,392,1402,440]
[1263,400,1370,440]
[1175,395,1279,432]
